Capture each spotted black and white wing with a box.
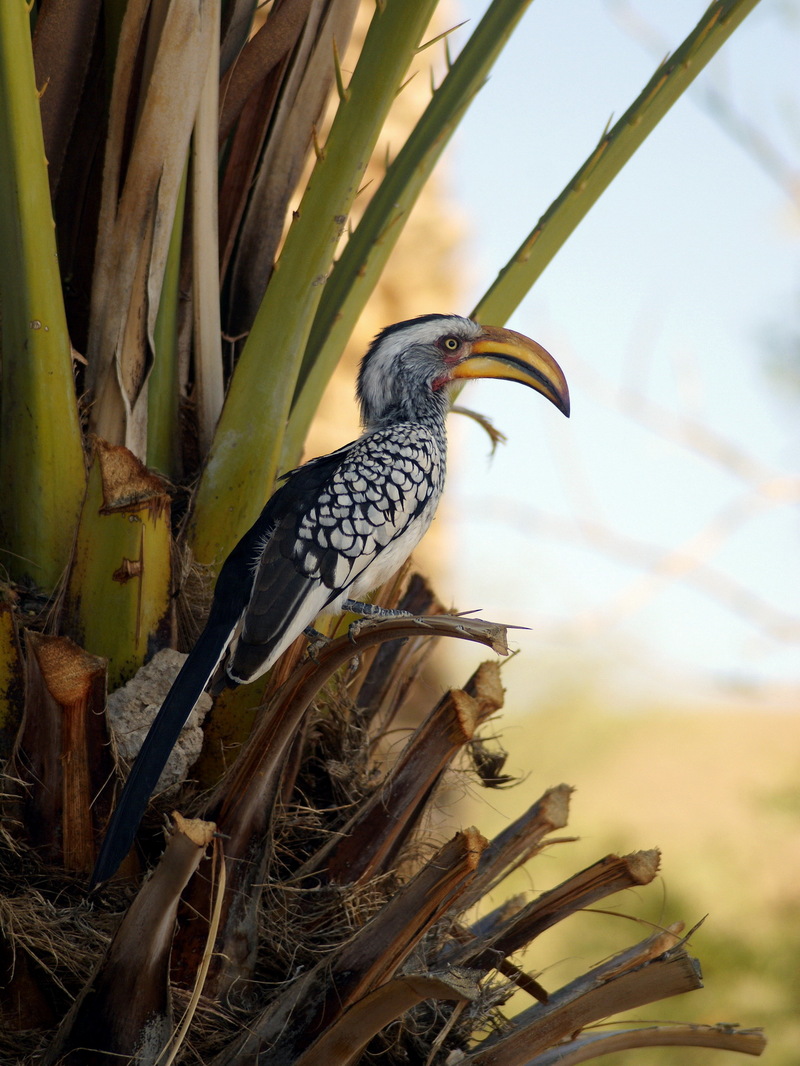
[228,422,445,683]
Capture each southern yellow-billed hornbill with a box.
[90,314,569,886]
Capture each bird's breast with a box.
[345,488,442,600]
[292,422,446,595]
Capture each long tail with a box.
[90,619,235,887]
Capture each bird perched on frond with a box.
[90,313,569,886]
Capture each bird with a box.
[90,313,569,886]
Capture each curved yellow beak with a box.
[452,324,570,417]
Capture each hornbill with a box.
[90,314,569,886]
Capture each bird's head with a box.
[357,314,569,428]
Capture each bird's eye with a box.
[442,336,459,351]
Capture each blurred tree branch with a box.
[605,0,800,210]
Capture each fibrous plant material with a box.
[451,850,663,974]
[5,598,759,1065]
[348,569,445,726]
[0,601,25,759]
[465,927,703,1066]
[522,1023,768,1066]
[292,970,481,1066]
[303,661,506,886]
[217,828,489,1066]
[42,814,216,1066]
[459,784,573,911]
[169,612,513,1000]
[0,640,768,1062]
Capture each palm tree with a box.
[0,1,767,1062]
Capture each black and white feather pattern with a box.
[230,418,445,683]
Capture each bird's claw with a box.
[304,626,330,663]
[348,619,369,644]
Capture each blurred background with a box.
[367,1,799,1062]
[446,0,799,697]
[307,1,799,1060]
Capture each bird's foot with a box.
[343,601,413,644]
[342,599,413,620]
[304,626,330,662]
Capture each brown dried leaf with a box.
[42,812,215,1064]
[525,1022,766,1066]
[452,850,661,976]
[294,970,480,1066]
[215,829,487,1065]
[466,927,699,1065]
[88,0,217,455]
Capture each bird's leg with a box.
[342,599,413,620]
[343,600,414,644]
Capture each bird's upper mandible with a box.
[356,313,570,429]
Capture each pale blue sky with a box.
[437,0,799,699]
